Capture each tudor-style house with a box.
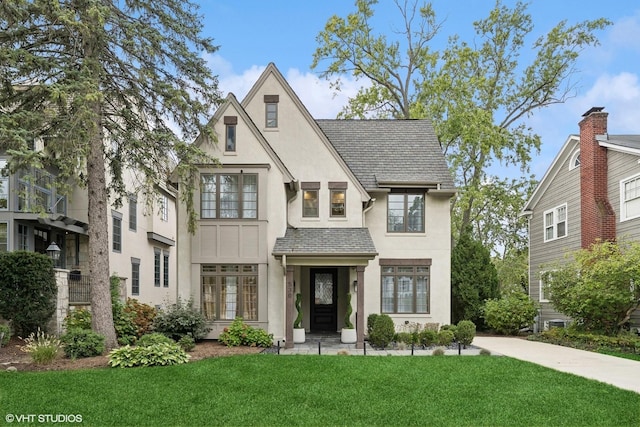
[176,63,455,348]
[523,107,640,331]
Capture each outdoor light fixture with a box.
[46,242,61,265]
[352,280,358,292]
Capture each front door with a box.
[310,268,338,333]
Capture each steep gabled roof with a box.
[199,92,295,182]
[523,134,580,212]
[316,119,454,191]
[240,63,370,201]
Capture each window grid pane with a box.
[163,253,169,288]
[303,190,319,217]
[330,190,345,217]
[380,264,430,314]
[201,264,258,322]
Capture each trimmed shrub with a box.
[0,251,57,336]
[108,343,189,368]
[178,335,196,352]
[419,329,438,347]
[483,292,538,335]
[137,332,174,347]
[366,313,379,337]
[64,308,92,331]
[154,297,211,341]
[60,328,105,359]
[0,324,11,346]
[369,314,395,348]
[395,332,414,345]
[432,347,445,356]
[455,320,476,347]
[437,329,455,346]
[20,328,62,364]
[219,317,273,348]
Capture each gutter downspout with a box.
[285,180,299,229]
[362,198,376,227]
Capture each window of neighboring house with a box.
[129,195,137,231]
[159,194,168,222]
[543,204,567,242]
[621,174,640,221]
[387,193,425,232]
[329,182,347,217]
[264,95,279,128]
[0,222,7,252]
[0,159,8,210]
[154,248,161,287]
[539,271,552,302]
[201,264,258,321]
[380,260,430,314]
[200,173,258,219]
[112,212,122,252]
[17,224,29,250]
[569,150,580,170]
[131,258,140,296]
[163,251,170,288]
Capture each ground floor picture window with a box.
[202,264,258,321]
[380,259,430,314]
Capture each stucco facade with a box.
[176,64,454,347]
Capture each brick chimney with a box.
[579,107,616,248]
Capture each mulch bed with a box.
[0,337,263,372]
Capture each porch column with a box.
[356,265,365,349]
[285,265,294,349]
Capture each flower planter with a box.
[341,328,357,344]
[293,328,306,344]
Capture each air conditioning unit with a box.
[543,319,568,330]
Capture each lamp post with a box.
[46,242,61,267]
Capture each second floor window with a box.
[621,174,640,221]
[201,173,258,219]
[159,195,168,222]
[112,213,122,252]
[226,124,236,152]
[543,204,567,242]
[0,160,8,210]
[129,195,137,231]
[387,193,425,232]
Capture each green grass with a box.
[596,348,640,362]
[1,355,639,426]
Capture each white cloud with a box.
[573,72,640,132]
[609,11,640,52]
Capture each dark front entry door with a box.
[310,268,338,333]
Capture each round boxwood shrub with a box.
[60,328,105,359]
[437,329,455,346]
[154,297,211,341]
[0,251,57,336]
[369,314,395,348]
[419,329,438,347]
[366,313,379,337]
[64,308,92,330]
[455,320,476,347]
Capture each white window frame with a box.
[538,270,554,303]
[160,194,168,222]
[569,149,580,171]
[620,173,640,222]
[543,203,567,242]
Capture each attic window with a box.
[264,95,279,128]
[569,150,580,170]
[224,116,237,152]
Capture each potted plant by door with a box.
[341,293,357,344]
[293,293,305,344]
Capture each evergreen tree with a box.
[451,227,499,327]
[0,0,221,348]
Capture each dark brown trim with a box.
[328,181,348,189]
[264,94,279,103]
[223,116,237,125]
[301,181,321,190]
[379,258,432,266]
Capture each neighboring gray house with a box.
[523,107,640,331]
[176,63,455,348]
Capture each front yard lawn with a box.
[2,355,638,426]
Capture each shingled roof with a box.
[316,119,454,191]
[272,228,377,257]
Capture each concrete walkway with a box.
[473,336,640,394]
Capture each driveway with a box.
[474,336,640,394]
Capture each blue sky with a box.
[196,1,640,179]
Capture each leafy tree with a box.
[451,227,499,327]
[483,292,538,335]
[0,251,57,336]
[0,1,221,348]
[542,241,640,335]
[493,247,529,294]
[312,0,609,256]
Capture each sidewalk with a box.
[473,336,640,394]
